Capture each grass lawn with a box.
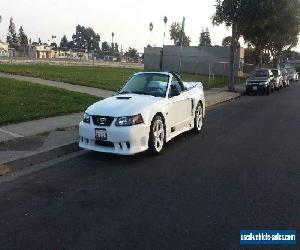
[0,63,228,90]
[0,77,99,125]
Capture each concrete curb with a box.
[1,142,80,176]
[206,92,241,108]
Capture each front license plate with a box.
[95,129,107,140]
[253,86,258,91]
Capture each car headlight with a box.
[260,81,268,86]
[83,112,90,123]
[115,114,144,126]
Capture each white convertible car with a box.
[79,72,205,155]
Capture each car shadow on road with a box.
[79,129,206,169]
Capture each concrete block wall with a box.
[143,47,162,71]
[144,45,244,76]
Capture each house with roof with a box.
[0,42,9,57]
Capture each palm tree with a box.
[149,22,153,32]
[163,16,168,46]
[112,32,114,44]
[149,22,154,46]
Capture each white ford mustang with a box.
[79,72,205,155]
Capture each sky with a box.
[2,0,296,54]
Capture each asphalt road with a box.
[0,83,299,249]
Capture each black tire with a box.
[193,103,204,133]
[265,87,271,95]
[148,115,165,155]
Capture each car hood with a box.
[248,77,270,82]
[86,94,164,117]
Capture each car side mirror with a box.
[169,85,180,97]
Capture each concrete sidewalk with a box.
[0,113,82,143]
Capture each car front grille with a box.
[95,140,114,147]
[92,116,114,126]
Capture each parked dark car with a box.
[246,69,275,95]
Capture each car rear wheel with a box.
[193,103,203,133]
[149,115,165,155]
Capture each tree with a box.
[19,26,28,47]
[50,42,58,50]
[60,35,68,50]
[199,28,212,46]
[67,41,75,50]
[111,42,115,53]
[18,26,28,56]
[240,0,300,67]
[125,47,138,59]
[111,32,114,44]
[114,43,119,53]
[266,0,300,66]
[213,0,260,91]
[163,16,168,46]
[222,36,232,47]
[72,25,100,52]
[38,38,42,45]
[149,22,153,32]
[101,41,110,52]
[7,17,19,49]
[169,22,191,46]
[0,15,2,40]
[222,36,240,47]
[0,15,2,42]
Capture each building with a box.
[144,45,245,77]
[28,44,55,59]
[28,44,92,60]
[0,42,9,57]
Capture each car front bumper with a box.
[246,84,269,92]
[79,121,150,155]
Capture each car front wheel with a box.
[193,103,204,133]
[149,115,165,155]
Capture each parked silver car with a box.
[287,68,299,81]
[281,68,290,87]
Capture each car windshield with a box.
[119,73,169,97]
[271,70,279,76]
[255,70,269,77]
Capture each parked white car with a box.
[79,72,206,155]
[271,69,284,89]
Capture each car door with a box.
[165,80,192,134]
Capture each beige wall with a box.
[0,42,9,57]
